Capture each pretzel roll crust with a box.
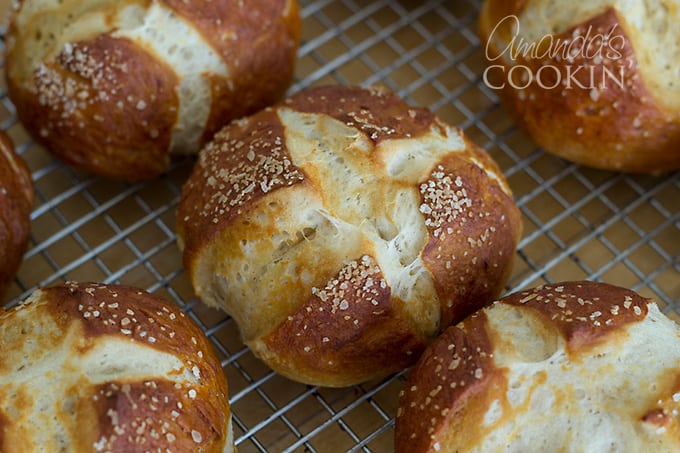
[0,132,33,301]
[479,1,680,173]
[178,85,521,387]
[0,282,233,452]
[396,281,680,452]
[6,0,300,180]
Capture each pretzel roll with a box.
[177,85,522,387]
[0,131,33,301]
[6,0,300,180]
[396,281,680,452]
[0,282,233,452]
[479,0,680,173]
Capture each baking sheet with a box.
[1,0,678,451]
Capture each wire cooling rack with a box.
[2,0,679,451]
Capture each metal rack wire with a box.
[1,0,678,451]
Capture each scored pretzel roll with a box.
[5,0,300,180]
[479,0,680,173]
[0,282,233,453]
[0,131,33,301]
[396,281,680,452]
[177,85,522,387]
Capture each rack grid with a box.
[1,0,678,451]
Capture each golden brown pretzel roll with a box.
[0,282,233,452]
[396,281,680,452]
[0,131,33,300]
[5,0,301,180]
[177,85,522,387]
[479,1,680,173]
